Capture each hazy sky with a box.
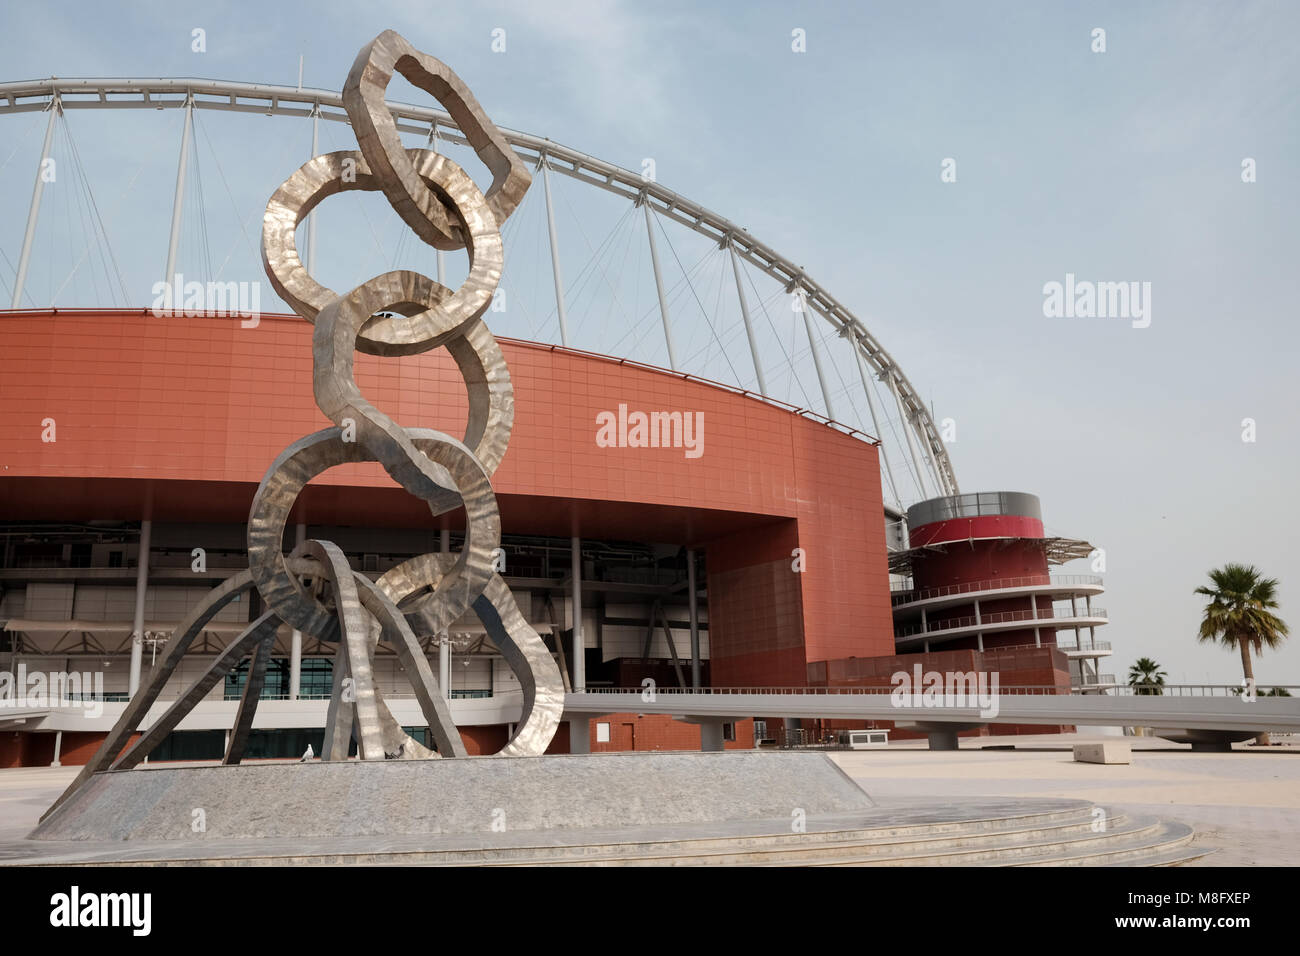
[1,1,1297,686]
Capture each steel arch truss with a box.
[0,76,959,502]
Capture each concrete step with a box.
[488,808,1126,867]
[842,817,1204,868]
[483,809,1203,868]
[7,805,1095,867]
[1011,821,1207,867]
[1105,844,1217,867]
[11,801,1203,868]
[776,813,1172,867]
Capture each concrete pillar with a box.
[289,522,306,700]
[783,717,801,746]
[687,548,701,689]
[568,716,590,754]
[699,721,725,753]
[571,536,585,692]
[927,729,961,751]
[1190,740,1233,753]
[128,520,152,698]
[50,729,62,767]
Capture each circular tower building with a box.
[889,492,1113,691]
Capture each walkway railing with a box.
[10,683,1298,707]
[891,574,1103,605]
[895,606,1108,639]
[570,684,1299,698]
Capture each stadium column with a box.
[427,123,447,287]
[163,97,194,288]
[289,522,306,699]
[439,528,451,699]
[798,290,836,420]
[687,548,700,689]
[886,369,931,500]
[540,156,571,347]
[568,537,588,755]
[128,520,152,698]
[642,198,679,370]
[11,94,59,308]
[571,536,584,691]
[306,108,319,276]
[849,329,905,513]
[728,239,768,395]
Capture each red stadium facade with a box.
[1,308,904,764]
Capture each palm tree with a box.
[1196,563,1290,744]
[1128,657,1167,695]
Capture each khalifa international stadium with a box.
[0,67,1118,768]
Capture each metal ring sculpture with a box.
[47,30,564,820]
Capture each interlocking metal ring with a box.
[343,29,531,251]
[47,32,562,823]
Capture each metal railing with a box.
[1073,673,1117,687]
[895,606,1108,638]
[891,574,1103,605]
[871,639,1111,654]
[14,683,1296,706]
[1055,641,1112,653]
[573,684,1300,698]
[216,689,492,702]
[572,684,1072,697]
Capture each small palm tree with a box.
[1128,657,1167,695]
[1196,563,1290,744]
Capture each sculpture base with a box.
[30,750,872,844]
[7,754,1213,866]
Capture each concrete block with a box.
[1073,741,1131,764]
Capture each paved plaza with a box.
[1,736,1295,866]
[831,735,1300,866]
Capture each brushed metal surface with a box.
[45,32,560,823]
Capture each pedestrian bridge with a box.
[563,686,1300,752]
